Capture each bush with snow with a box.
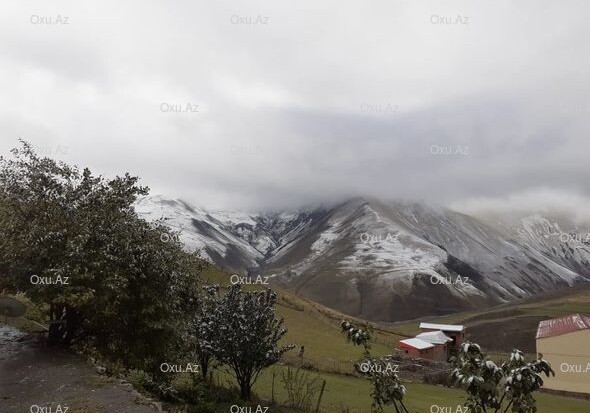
[204,284,294,400]
[341,320,410,413]
[0,141,205,377]
[191,284,221,380]
[340,320,372,355]
[451,342,554,413]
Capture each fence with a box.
[283,354,357,375]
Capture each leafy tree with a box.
[341,321,411,413]
[451,342,554,413]
[341,320,372,355]
[0,141,205,376]
[207,284,294,400]
[192,284,220,380]
[357,356,410,413]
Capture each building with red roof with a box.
[536,314,590,395]
[399,323,464,361]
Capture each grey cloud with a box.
[0,0,589,212]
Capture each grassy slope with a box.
[202,266,399,373]
[387,285,590,354]
[214,365,590,413]
[204,266,590,412]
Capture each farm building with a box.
[536,314,590,395]
[419,322,465,350]
[399,323,464,361]
[399,337,437,359]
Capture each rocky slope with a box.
[135,196,590,321]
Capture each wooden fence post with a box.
[271,371,276,404]
[315,379,327,413]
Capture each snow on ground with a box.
[135,195,264,266]
[310,224,340,254]
[208,210,258,227]
[135,195,588,305]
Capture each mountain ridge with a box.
[135,195,590,321]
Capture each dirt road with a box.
[0,324,161,413]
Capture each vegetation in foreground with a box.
[0,142,293,407]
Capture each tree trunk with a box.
[63,305,82,344]
[239,377,251,400]
[47,304,81,346]
[47,303,65,346]
[199,354,209,380]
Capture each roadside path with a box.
[0,324,161,413]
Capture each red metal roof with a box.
[536,314,590,339]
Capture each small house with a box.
[536,314,590,395]
[419,322,465,353]
[399,338,437,359]
[399,323,464,361]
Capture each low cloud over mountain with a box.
[137,195,590,321]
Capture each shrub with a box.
[203,284,294,400]
[281,366,323,411]
[0,141,205,377]
[451,342,554,413]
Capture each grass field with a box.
[202,266,402,374]
[212,364,590,413]
[203,267,590,412]
[9,266,590,412]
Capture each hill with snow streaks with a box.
[135,196,590,321]
[481,214,590,279]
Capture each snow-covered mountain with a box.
[135,196,590,321]
[484,214,590,279]
[135,195,321,271]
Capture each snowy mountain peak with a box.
[135,195,590,322]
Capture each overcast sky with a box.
[1,1,590,215]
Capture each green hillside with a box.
[388,284,590,354]
[202,266,401,373]
[10,266,588,412]
[203,267,590,412]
